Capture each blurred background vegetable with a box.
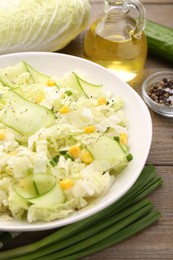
[0,0,90,54]
[145,20,173,63]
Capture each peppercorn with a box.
[148,78,173,106]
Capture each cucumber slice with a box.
[14,175,38,199]
[0,61,33,87]
[56,72,103,98]
[87,135,126,161]
[28,183,65,207]
[2,90,55,135]
[24,62,50,85]
[76,74,103,98]
[56,72,86,96]
[0,84,9,103]
[33,173,56,195]
[14,173,56,199]
[87,135,128,171]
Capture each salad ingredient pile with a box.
[0,61,132,223]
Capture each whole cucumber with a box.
[145,20,173,63]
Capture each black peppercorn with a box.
[148,78,173,106]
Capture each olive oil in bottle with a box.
[84,0,147,82]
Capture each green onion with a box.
[65,90,73,96]
[50,155,60,166]
[59,150,67,155]
[64,153,74,161]
[10,199,152,260]
[59,211,160,260]
[126,153,133,161]
[114,136,119,142]
[59,151,74,161]
[0,164,162,259]
[23,200,154,260]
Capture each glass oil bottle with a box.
[83,0,148,82]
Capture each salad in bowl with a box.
[0,60,132,223]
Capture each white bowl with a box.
[0,52,152,231]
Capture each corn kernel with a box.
[9,151,17,156]
[0,130,6,141]
[81,151,93,164]
[68,145,80,158]
[97,96,107,106]
[119,133,128,145]
[84,125,96,133]
[59,105,69,114]
[60,179,74,190]
[47,79,56,86]
[35,93,45,103]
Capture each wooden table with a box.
[2,0,173,259]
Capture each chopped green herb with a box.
[64,153,74,161]
[65,90,73,96]
[126,153,133,161]
[114,136,120,142]
[50,155,60,166]
[59,150,67,155]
